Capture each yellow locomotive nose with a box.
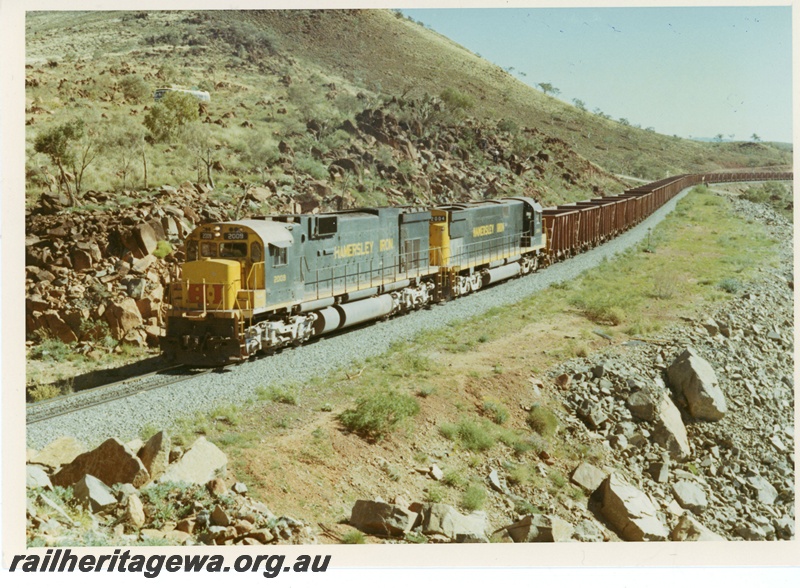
[180,259,241,310]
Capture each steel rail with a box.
[26,365,211,425]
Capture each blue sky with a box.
[401,6,792,143]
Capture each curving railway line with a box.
[27,170,792,429]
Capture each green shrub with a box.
[652,273,677,299]
[494,427,527,450]
[338,391,419,440]
[341,530,366,544]
[461,484,486,511]
[458,421,493,450]
[294,155,329,181]
[582,304,626,326]
[143,91,199,142]
[718,278,742,294]
[497,118,519,134]
[139,423,159,441]
[513,500,541,516]
[380,461,402,481]
[78,316,112,343]
[740,182,790,206]
[374,145,395,167]
[30,338,73,361]
[440,419,496,452]
[569,486,586,501]
[385,351,434,377]
[438,422,458,441]
[320,128,353,152]
[272,389,298,405]
[507,465,531,487]
[417,384,436,398]
[207,20,278,59]
[256,385,298,405]
[426,484,444,503]
[527,405,560,437]
[33,118,91,201]
[404,532,428,544]
[442,470,467,489]
[210,405,241,426]
[152,240,173,259]
[28,383,62,402]
[509,437,537,457]
[119,74,149,102]
[482,399,509,424]
[440,87,474,112]
[548,470,567,489]
[140,482,192,528]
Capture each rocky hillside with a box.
[27,434,318,546]
[25,10,632,206]
[25,93,621,388]
[25,10,791,191]
[24,10,791,385]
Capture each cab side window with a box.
[269,245,287,267]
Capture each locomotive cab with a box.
[171,220,298,315]
[163,219,298,364]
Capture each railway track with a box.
[26,365,211,425]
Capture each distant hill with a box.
[242,10,791,174]
[24,9,792,211]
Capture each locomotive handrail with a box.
[245,262,266,290]
[298,233,539,297]
[453,233,518,267]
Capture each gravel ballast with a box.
[23,187,725,448]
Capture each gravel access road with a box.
[27,188,695,449]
